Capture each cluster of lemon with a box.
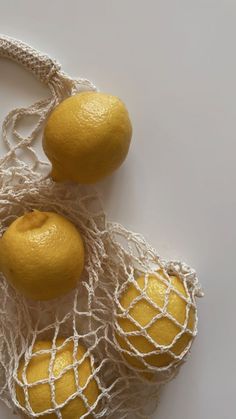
[0,92,196,418]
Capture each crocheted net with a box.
[0,35,203,418]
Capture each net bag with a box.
[0,35,203,418]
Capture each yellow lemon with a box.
[43,92,132,184]
[116,271,196,371]
[0,210,84,300]
[16,338,100,418]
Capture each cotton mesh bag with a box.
[0,35,203,418]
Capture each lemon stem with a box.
[17,210,48,232]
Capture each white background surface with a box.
[0,1,235,418]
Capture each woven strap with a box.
[0,34,60,84]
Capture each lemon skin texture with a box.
[116,271,196,371]
[0,211,85,300]
[43,92,132,184]
[16,339,100,418]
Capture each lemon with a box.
[0,210,84,300]
[16,338,100,418]
[116,271,196,371]
[43,92,132,184]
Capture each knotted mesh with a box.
[0,35,203,418]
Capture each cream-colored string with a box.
[0,35,203,419]
[0,34,96,171]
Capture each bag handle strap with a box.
[0,34,60,84]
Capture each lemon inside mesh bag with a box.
[114,270,197,375]
[16,338,100,418]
